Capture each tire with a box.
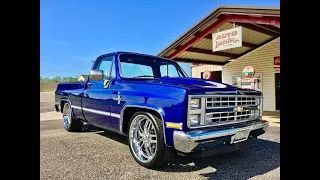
[127,111,176,168]
[62,102,83,132]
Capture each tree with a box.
[52,76,62,83]
[40,76,78,82]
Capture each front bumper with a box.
[173,120,269,153]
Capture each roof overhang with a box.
[157,6,280,66]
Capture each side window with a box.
[95,56,113,79]
[160,64,180,77]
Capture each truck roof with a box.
[96,51,176,63]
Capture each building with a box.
[158,6,280,112]
[78,75,89,81]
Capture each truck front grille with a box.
[188,95,263,129]
[205,110,258,125]
[206,96,258,108]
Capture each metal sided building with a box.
[158,6,280,112]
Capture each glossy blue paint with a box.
[54,52,262,147]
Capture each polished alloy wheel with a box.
[63,103,71,129]
[129,114,157,163]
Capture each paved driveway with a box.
[40,92,280,180]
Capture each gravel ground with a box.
[40,92,280,180]
[40,92,55,113]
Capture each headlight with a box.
[190,114,200,126]
[190,98,200,109]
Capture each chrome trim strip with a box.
[119,105,170,147]
[70,105,121,119]
[111,113,121,118]
[82,107,110,116]
[204,118,258,127]
[206,105,258,109]
[71,105,81,110]
[173,120,269,153]
[200,97,206,125]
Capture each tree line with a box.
[40,76,78,83]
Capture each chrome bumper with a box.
[173,120,269,153]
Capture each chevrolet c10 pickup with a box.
[54,52,268,168]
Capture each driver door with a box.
[81,55,116,130]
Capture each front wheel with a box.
[62,102,83,132]
[128,112,176,168]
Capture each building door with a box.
[275,73,280,110]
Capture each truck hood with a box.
[130,77,261,95]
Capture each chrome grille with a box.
[205,110,258,125]
[206,96,258,108]
[188,94,263,129]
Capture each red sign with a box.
[202,71,212,79]
[274,56,280,67]
[242,66,255,78]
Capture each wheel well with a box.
[60,100,67,113]
[122,107,162,134]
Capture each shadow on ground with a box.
[81,124,280,180]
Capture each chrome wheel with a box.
[129,114,157,163]
[63,103,71,129]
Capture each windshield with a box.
[119,53,188,79]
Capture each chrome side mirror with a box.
[89,69,104,80]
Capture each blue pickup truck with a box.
[55,52,268,168]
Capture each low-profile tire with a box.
[128,111,176,168]
[62,102,83,132]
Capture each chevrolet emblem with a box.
[236,106,244,112]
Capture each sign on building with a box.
[212,26,242,52]
[274,56,280,71]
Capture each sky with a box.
[40,0,280,78]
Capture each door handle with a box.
[86,82,93,86]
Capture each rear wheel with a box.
[128,111,176,168]
[62,102,83,132]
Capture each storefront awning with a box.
[157,6,280,65]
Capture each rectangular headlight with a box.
[190,114,200,126]
[190,98,200,109]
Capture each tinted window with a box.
[119,53,188,79]
[96,56,113,79]
[160,64,181,77]
[121,62,153,78]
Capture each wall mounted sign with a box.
[242,66,256,78]
[274,56,280,71]
[212,26,242,52]
[202,70,212,79]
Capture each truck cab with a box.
[55,52,268,168]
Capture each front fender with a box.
[120,103,171,145]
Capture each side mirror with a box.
[89,69,104,80]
